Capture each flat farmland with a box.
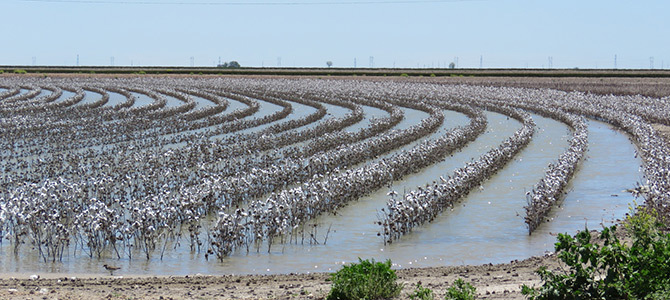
[1,73,669,299]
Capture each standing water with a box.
[0,115,642,276]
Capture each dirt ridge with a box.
[0,254,559,300]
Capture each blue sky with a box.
[1,0,668,68]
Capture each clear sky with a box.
[1,0,668,69]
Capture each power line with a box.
[20,0,484,5]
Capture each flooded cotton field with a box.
[0,75,666,277]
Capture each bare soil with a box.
[0,254,562,300]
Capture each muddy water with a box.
[296,102,351,132]
[52,90,76,104]
[162,94,184,108]
[159,97,251,141]
[225,96,248,112]
[261,102,353,151]
[192,95,215,110]
[0,116,642,277]
[210,98,285,140]
[105,92,128,107]
[76,90,103,106]
[345,105,389,133]
[130,92,155,108]
[378,119,640,268]
[34,89,53,100]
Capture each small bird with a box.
[103,264,121,276]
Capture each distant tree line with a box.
[217,61,241,69]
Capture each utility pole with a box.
[650,57,654,69]
[369,56,374,68]
[190,56,195,67]
[548,56,553,68]
[111,56,115,66]
[76,54,79,67]
[32,56,36,66]
[354,58,357,68]
[480,55,483,69]
[277,57,281,67]
[614,54,617,69]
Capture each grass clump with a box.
[408,282,434,300]
[522,205,670,299]
[327,258,402,300]
[445,279,476,300]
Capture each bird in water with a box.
[103,264,121,276]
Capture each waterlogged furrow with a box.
[193,99,436,213]
[464,94,590,234]
[0,78,436,260]
[80,88,110,109]
[482,86,668,217]
[0,87,18,100]
[524,111,587,233]
[75,89,105,107]
[345,105,389,133]
[0,76,658,275]
[2,91,365,211]
[208,102,484,258]
[380,106,534,242]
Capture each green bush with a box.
[625,202,664,240]
[445,279,476,300]
[522,206,670,299]
[408,282,434,300]
[327,258,403,300]
[13,69,27,74]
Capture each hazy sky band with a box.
[21,0,484,5]
[2,0,668,68]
